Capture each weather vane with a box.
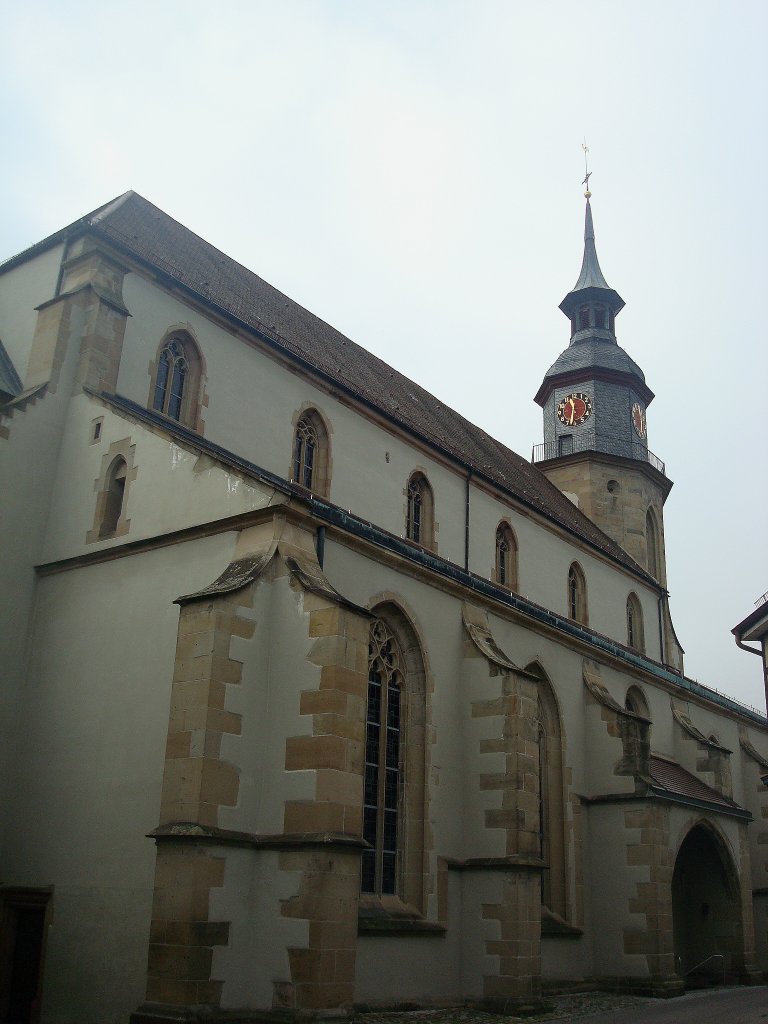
[582,139,592,198]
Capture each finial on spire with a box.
[581,139,592,198]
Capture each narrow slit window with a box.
[567,563,587,624]
[626,593,645,652]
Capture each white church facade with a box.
[0,191,766,1023]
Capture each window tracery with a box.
[293,416,318,490]
[149,331,203,429]
[291,409,330,496]
[362,619,404,896]
[406,473,434,548]
[494,522,518,590]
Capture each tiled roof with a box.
[648,755,740,811]
[6,192,657,581]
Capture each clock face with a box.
[557,392,593,427]
[632,403,647,438]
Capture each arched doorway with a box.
[671,824,742,985]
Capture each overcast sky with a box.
[2,1,766,710]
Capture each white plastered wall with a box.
[39,392,277,564]
[0,245,64,380]
[3,533,235,1024]
[117,271,659,652]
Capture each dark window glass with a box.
[294,417,319,490]
[154,338,188,421]
[407,478,423,543]
[362,620,403,896]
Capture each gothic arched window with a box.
[150,331,203,428]
[567,562,587,624]
[294,416,318,489]
[527,663,567,919]
[626,593,645,652]
[362,619,405,896]
[292,409,330,496]
[99,457,127,539]
[361,607,427,911]
[494,522,518,591]
[625,685,650,720]
[406,473,434,549]
[645,508,660,580]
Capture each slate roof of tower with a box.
[542,337,646,382]
[2,191,656,581]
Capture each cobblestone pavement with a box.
[354,991,655,1024]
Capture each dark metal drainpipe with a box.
[734,634,768,717]
[657,595,665,664]
[464,471,472,572]
[316,525,326,569]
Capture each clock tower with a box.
[533,190,674,596]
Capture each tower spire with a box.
[559,154,624,321]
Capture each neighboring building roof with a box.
[732,595,768,643]
[648,755,743,813]
[1,191,657,582]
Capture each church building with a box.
[0,188,766,1024]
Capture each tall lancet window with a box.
[626,593,645,652]
[567,562,588,624]
[494,522,518,591]
[405,472,434,549]
[645,508,660,580]
[149,331,203,429]
[293,416,318,489]
[362,619,404,896]
[99,457,127,539]
[153,338,187,420]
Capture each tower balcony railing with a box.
[531,431,666,475]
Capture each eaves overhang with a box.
[733,602,768,643]
[534,365,655,408]
[646,786,751,821]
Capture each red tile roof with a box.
[648,755,739,810]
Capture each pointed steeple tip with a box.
[559,195,625,318]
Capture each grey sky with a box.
[2,1,766,708]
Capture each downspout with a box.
[315,525,326,569]
[657,594,665,665]
[465,471,472,572]
[734,633,768,717]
